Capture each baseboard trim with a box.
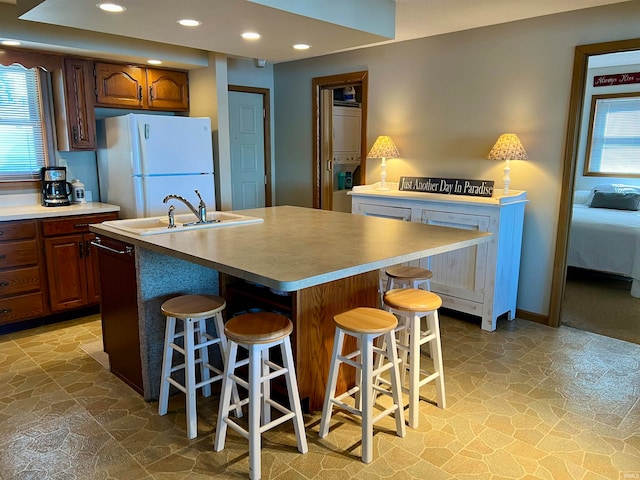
[516,309,549,326]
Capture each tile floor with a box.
[0,313,639,479]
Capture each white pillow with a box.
[573,190,591,204]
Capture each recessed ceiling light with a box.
[178,19,201,27]
[242,32,261,40]
[293,44,310,50]
[1,40,21,46]
[147,59,162,65]
[97,3,126,13]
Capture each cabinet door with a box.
[84,233,101,305]
[420,210,490,303]
[52,58,96,151]
[355,202,411,221]
[44,234,88,311]
[95,62,146,109]
[146,68,189,111]
[95,236,143,394]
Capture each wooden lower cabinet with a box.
[221,270,378,412]
[42,213,118,313]
[94,235,143,394]
[0,220,46,325]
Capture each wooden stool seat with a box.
[319,307,405,464]
[215,312,307,480]
[385,265,433,283]
[161,294,225,319]
[159,294,240,440]
[224,312,293,344]
[334,307,399,334]
[383,288,442,312]
[381,288,446,428]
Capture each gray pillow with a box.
[589,191,640,211]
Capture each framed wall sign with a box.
[399,176,495,197]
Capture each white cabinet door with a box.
[419,209,490,304]
[355,202,411,221]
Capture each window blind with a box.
[588,95,640,175]
[0,64,48,181]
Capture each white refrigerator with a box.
[97,114,216,219]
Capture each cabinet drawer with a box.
[0,266,41,297]
[0,220,37,241]
[0,292,45,325]
[41,213,118,236]
[0,240,39,269]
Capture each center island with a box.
[90,205,492,411]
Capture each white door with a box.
[229,91,266,210]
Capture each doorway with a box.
[548,38,640,342]
[228,86,272,209]
[312,71,368,210]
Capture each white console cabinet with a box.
[350,184,527,331]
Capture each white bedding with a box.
[568,204,640,297]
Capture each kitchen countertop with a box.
[90,205,491,291]
[0,201,120,222]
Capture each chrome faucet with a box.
[163,189,208,225]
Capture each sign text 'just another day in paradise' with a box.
[399,177,495,198]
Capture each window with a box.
[584,92,640,177]
[0,64,51,183]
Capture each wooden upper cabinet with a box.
[95,62,189,111]
[146,68,189,111]
[51,58,96,151]
[95,62,146,109]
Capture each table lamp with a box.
[486,133,528,194]
[367,135,399,191]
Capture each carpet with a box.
[80,340,110,369]
[562,267,640,345]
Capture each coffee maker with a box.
[41,167,72,207]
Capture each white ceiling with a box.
[1,0,634,64]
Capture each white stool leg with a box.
[248,344,262,480]
[428,311,446,409]
[384,330,406,438]
[184,318,198,439]
[407,312,420,429]
[262,346,271,425]
[214,340,238,451]
[212,312,242,418]
[196,318,212,398]
[281,337,308,453]
[158,315,176,416]
[360,333,374,464]
[319,328,344,437]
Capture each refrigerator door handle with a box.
[144,124,150,139]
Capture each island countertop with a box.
[90,205,491,291]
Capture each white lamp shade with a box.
[487,133,528,161]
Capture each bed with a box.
[568,185,640,297]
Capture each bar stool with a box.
[379,265,433,307]
[158,294,240,440]
[214,312,307,480]
[385,265,433,291]
[381,288,445,428]
[319,307,405,464]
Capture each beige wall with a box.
[272,1,640,317]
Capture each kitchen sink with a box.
[101,211,263,235]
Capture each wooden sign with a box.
[593,72,640,87]
[399,176,494,197]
